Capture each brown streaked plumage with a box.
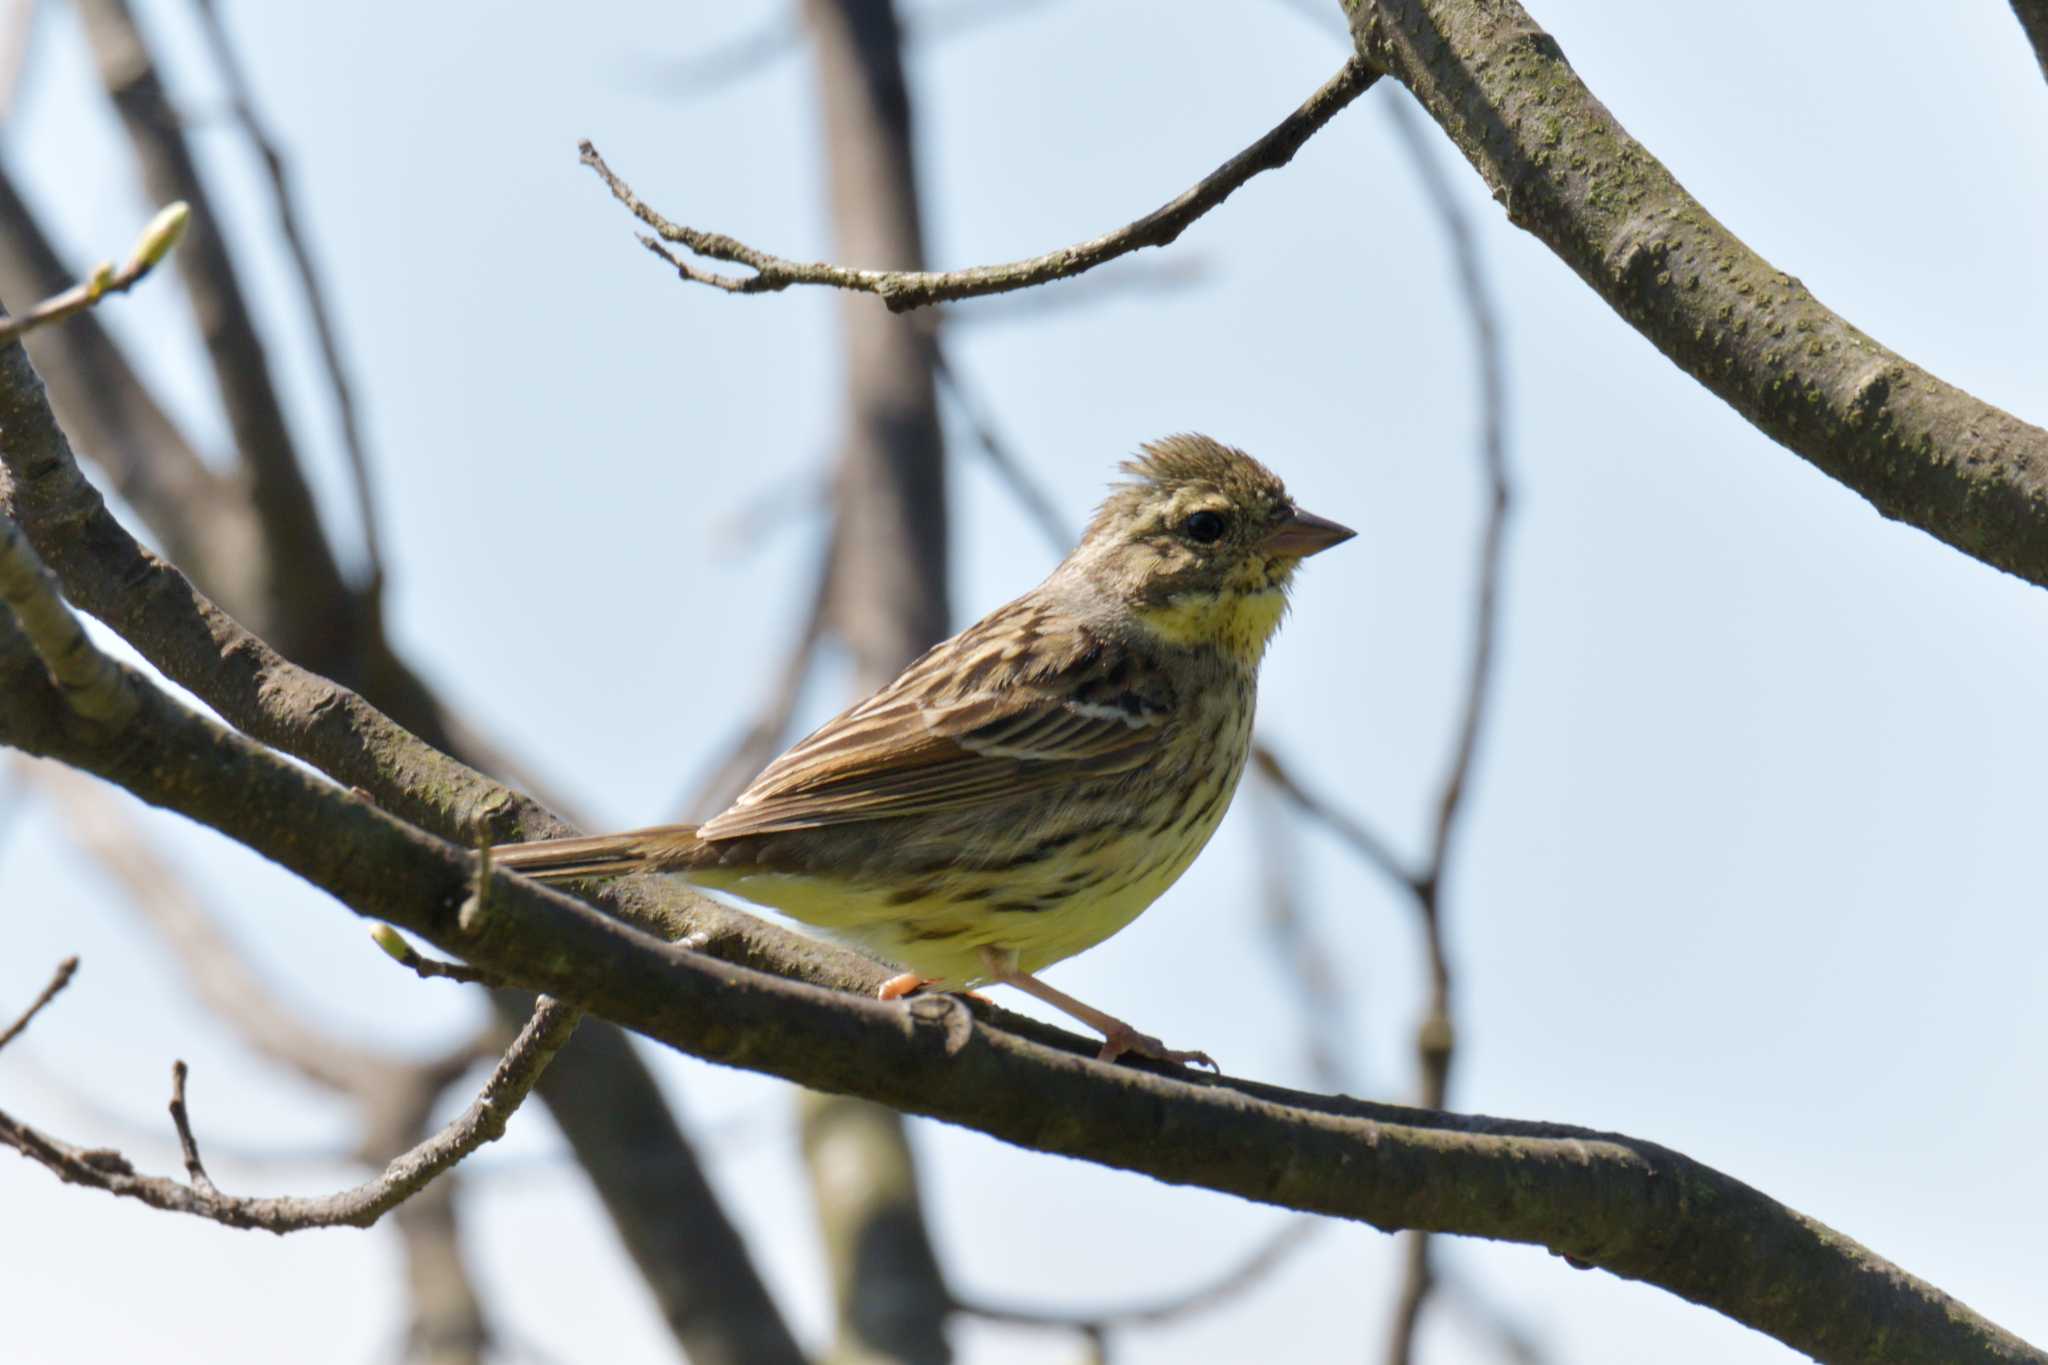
[494,435,1354,1066]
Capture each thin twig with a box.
[927,338,1071,553]
[166,1060,218,1196]
[0,997,579,1232]
[1379,84,1514,1365]
[955,1219,1323,1350]
[0,201,187,345]
[1249,777,1353,1091]
[580,57,1378,312]
[1253,744,1413,892]
[370,925,511,990]
[942,256,1209,327]
[189,0,385,589]
[675,532,834,817]
[0,956,76,1052]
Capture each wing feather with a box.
[697,602,1173,841]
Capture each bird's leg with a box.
[978,948,1216,1070]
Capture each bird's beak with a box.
[1261,506,1356,558]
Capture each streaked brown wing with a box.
[697,604,1173,840]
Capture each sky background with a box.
[4,2,2047,1362]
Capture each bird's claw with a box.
[1097,1025,1217,1071]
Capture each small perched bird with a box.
[495,435,1353,1066]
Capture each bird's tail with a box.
[490,824,702,882]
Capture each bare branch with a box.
[1252,744,1413,891]
[580,57,1378,312]
[0,997,578,1233]
[0,955,75,1052]
[165,1059,219,1196]
[927,339,1070,554]
[1249,775,1355,1091]
[676,534,832,817]
[1377,81,1514,1365]
[0,201,188,345]
[955,1218,1322,1349]
[189,0,385,588]
[1353,0,2048,588]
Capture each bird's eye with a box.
[1183,510,1228,544]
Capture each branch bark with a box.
[1348,0,2048,588]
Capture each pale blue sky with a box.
[4,3,2046,1362]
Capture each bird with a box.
[493,434,1353,1067]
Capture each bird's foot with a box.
[878,973,991,1005]
[1096,1024,1217,1071]
[877,973,933,1001]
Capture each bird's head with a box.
[1063,434,1354,661]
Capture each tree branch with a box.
[0,991,578,1233]
[0,955,75,1052]
[1378,80,1515,1365]
[1350,0,2048,588]
[189,0,385,588]
[0,280,821,1365]
[72,0,354,634]
[954,1218,1321,1355]
[580,57,1377,312]
[0,600,2035,1364]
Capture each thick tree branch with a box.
[0,592,2036,1364]
[581,57,1377,312]
[1350,0,2048,587]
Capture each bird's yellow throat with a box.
[1132,583,1291,662]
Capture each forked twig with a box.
[580,58,1377,312]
